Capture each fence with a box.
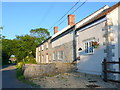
[102,58,120,83]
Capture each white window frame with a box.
[84,40,94,54]
[41,45,44,51]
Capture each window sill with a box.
[53,59,62,61]
[84,53,94,55]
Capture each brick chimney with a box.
[54,26,58,34]
[68,14,75,26]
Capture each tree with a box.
[14,35,37,62]
[2,39,15,65]
[2,27,50,64]
[30,28,50,44]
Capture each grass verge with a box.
[16,67,41,88]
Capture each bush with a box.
[16,62,24,69]
[16,62,25,80]
[24,56,36,64]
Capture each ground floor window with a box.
[58,51,64,60]
[53,52,55,60]
[84,40,94,54]
[53,51,64,60]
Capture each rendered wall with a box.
[76,21,106,75]
[51,30,74,63]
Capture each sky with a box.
[2,2,117,39]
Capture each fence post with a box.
[103,59,107,82]
[118,58,120,80]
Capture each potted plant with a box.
[92,41,100,48]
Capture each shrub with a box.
[16,62,24,69]
[24,56,36,64]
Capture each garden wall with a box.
[23,63,76,78]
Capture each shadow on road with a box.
[2,65,34,88]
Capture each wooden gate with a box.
[102,58,120,83]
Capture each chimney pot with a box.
[54,26,58,34]
[68,14,75,26]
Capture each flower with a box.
[92,41,99,48]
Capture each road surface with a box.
[2,65,34,88]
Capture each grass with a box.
[16,63,41,88]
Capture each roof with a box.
[51,5,109,40]
[36,2,120,46]
[52,25,71,39]
[76,2,120,31]
[37,36,51,47]
[52,2,120,39]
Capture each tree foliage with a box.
[2,28,50,64]
[30,28,50,44]
[2,39,15,64]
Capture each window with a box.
[58,51,64,60]
[46,42,48,49]
[53,52,56,60]
[41,45,44,50]
[39,47,40,51]
[84,40,94,54]
[55,52,58,60]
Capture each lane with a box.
[2,65,33,88]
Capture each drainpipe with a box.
[73,26,77,62]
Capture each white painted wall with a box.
[76,21,106,75]
[36,47,39,63]
[51,5,109,48]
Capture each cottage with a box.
[75,2,120,80]
[36,37,52,64]
[36,2,120,81]
[50,15,76,63]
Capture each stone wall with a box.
[52,41,74,63]
[23,63,76,79]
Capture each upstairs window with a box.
[41,45,44,51]
[46,42,48,49]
